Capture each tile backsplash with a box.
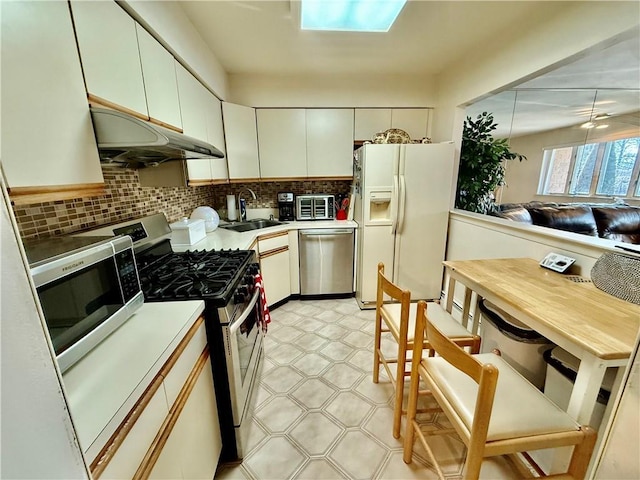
[12,166,352,240]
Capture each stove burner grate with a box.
[137,248,254,302]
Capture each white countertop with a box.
[173,219,358,252]
[62,300,205,460]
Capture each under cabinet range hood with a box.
[90,107,224,168]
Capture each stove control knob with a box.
[248,263,260,275]
[244,274,255,285]
[234,292,246,304]
[237,286,249,296]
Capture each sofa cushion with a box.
[490,206,533,224]
[528,205,598,236]
[592,206,640,244]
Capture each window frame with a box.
[538,137,640,198]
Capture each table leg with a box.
[546,354,607,474]
[445,275,455,314]
[460,288,472,330]
[567,353,607,424]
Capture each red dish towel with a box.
[254,273,271,333]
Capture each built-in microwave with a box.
[26,235,143,373]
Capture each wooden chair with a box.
[403,300,597,480]
[373,262,481,439]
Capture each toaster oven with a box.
[296,194,335,220]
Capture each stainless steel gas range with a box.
[76,213,263,461]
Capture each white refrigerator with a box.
[353,143,456,307]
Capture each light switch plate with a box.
[540,252,576,273]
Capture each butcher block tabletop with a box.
[443,258,640,360]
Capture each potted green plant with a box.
[455,112,526,214]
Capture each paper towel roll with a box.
[227,195,238,221]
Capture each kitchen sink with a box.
[220,218,286,232]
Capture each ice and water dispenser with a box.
[365,189,392,224]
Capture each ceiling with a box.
[177,1,639,137]
[178,1,565,76]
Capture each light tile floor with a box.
[215,298,521,480]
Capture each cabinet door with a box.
[136,25,182,130]
[391,109,430,140]
[306,109,355,177]
[149,357,221,480]
[175,63,207,142]
[186,91,229,185]
[99,380,170,480]
[354,109,392,141]
[1,1,104,202]
[260,248,291,306]
[70,1,147,117]
[204,92,229,183]
[288,231,300,295]
[222,103,261,181]
[257,109,307,179]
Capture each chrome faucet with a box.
[238,188,257,222]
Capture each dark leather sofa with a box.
[490,202,640,244]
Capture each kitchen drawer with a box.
[161,320,207,409]
[258,232,289,253]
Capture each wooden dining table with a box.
[442,257,640,427]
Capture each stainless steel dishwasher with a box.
[299,228,355,295]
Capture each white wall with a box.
[228,73,436,107]
[121,1,229,100]
[0,170,88,479]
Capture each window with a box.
[539,137,640,197]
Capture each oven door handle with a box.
[228,288,261,334]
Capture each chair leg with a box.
[403,360,420,463]
[392,339,408,438]
[373,310,382,383]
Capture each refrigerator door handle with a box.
[391,174,399,234]
[397,175,407,233]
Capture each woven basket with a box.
[590,252,640,305]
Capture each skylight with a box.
[300,0,407,32]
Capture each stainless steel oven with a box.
[219,288,263,457]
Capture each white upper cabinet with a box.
[257,109,307,179]
[70,0,148,117]
[1,1,104,203]
[178,63,228,184]
[175,63,207,141]
[391,109,431,140]
[354,108,431,142]
[223,103,261,181]
[306,109,354,177]
[136,25,182,130]
[354,109,392,141]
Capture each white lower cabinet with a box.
[288,230,300,295]
[258,233,291,306]
[91,319,221,480]
[150,357,221,480]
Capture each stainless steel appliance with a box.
[299,228,355,295]
[90,107,224,168]
[76,214,263,461]
[277,192,295,221]
[25,235,143,373]
[296,194,335,220]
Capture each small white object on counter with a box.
[226,195,237,221]
[190,206,220,232]
[170,217,206,246]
